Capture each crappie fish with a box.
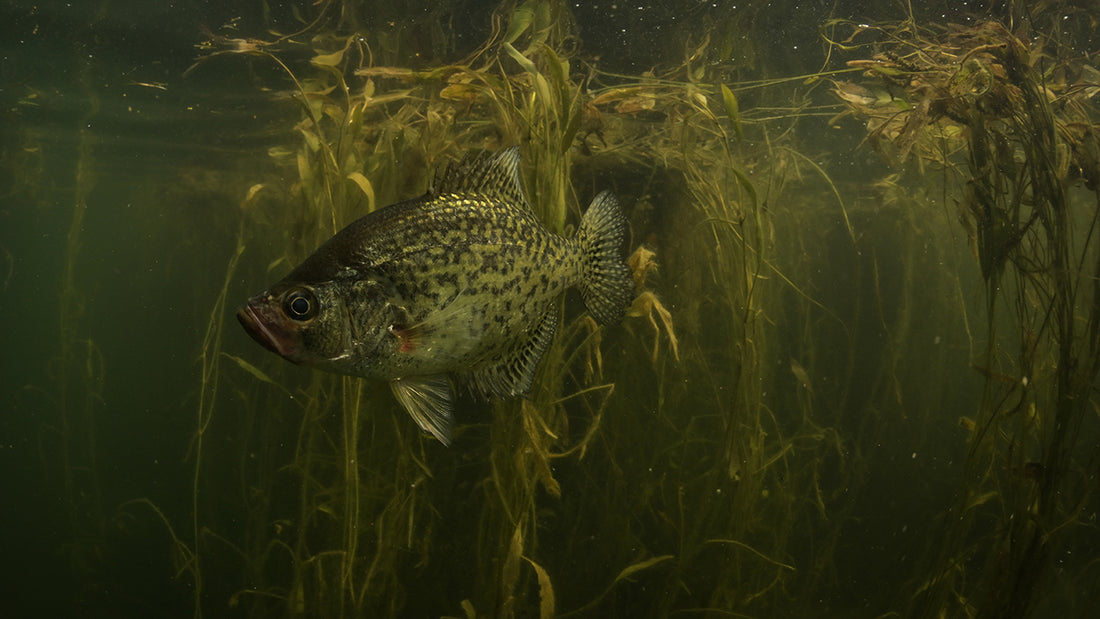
[237,147,634,444]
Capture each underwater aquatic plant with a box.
[57,1,1098,618]
[830,13,1100,618]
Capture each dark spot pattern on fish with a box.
[238,147,634,445]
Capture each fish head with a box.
[237,277,406,376]
[238,281,356,368]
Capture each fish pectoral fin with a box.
[394,291,477,353]
[390,375,455,446]
[471,302,559,399]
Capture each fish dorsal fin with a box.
[430,147,529,210]
[470,301,559,399]
[391,374,455,445]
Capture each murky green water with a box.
[3,1,1098,618]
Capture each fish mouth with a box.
[237,303,295,358]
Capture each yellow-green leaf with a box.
[612,555,674,584]
[730,164,757,210]
[720,83,744,140]
[296,150,314,186]
[267,145,293,160]
[705,538,796,570]
[240,183,266,210]
[504,2,535,45]
[560,107,583,154]
[346,172,376,212]
[299,128,321,153]
[311,48,345,67]
[790,358,813,394]
[505,43,554,114]
[524,557,555,619]
[224,354,277,385]
[504,42,538,76]
[541,44,572,113]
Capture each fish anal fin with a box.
[471,302,559,399]
[390,375,455,445]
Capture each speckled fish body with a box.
[237,147,634,444]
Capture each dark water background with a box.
[3,1,1098,618]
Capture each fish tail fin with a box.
[577,191,634,325]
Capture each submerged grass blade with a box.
[523,556,555,619]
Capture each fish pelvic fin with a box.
[471,302,559,399]
[391,375,455,445]
[577,191,635,325]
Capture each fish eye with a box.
[283,289,318,321]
